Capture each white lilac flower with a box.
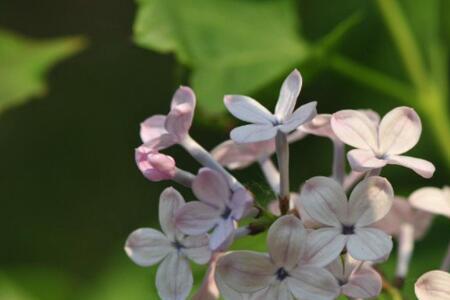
[409,186,450,218]
[216,215,340,300]
[225,69,317,143]
[298,176,394,266]
[125,187,211,300]
[415,270,450,300]
[175,168,253,250]
[327,255,382,298]
[331,107,435,178]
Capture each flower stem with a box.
[275,131,290,215]
[440,241,450,271]
[395,223,414,288]
[258,156,280,195]
[180,135,243,191]
[365,167,381,178]
[173,168,195,188]
[332,141,345,185]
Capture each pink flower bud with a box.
[135,146,176,181]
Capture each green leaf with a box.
[134,0,310,114]
[0,273,37,300]
[0,29,87,113]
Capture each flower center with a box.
[275,267,289,281]
[172,240,185,250]
[342,225,355,235]
[221,206,232,219]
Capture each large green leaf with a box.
[134,0,310,114]
[0,30,86,113]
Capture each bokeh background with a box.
[0,0,449,299]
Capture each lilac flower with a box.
[125,187,211,300]
[135,145,176,181]
[175,168,253,250]
[409,186,450,218]
[225,69,317,143]
[415,270,450,300]
[298,176,394,266]
[327,255,382,298]
[216,215,340,300]
[331,107,435,178]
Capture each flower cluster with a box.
[125,69,449,300]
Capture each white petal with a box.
[275,69,302,120]
[415,270,450,300]
[410,187,450,218]
[343,265,382,298]
[347,149,387,172]
[267,215,307,269]
[156,253,193,300]
[387,155,435,178]
[299,176,348,227]
[193,168,230,209]
[124,228,172,267]
[230,124,278,143]
[159,187,186,239]
[300,114,336,139]
[304,228,347,267]
[175,202,221,235]
[224,95,275,124]
[348,176,394,227]
[216,251,276,293]
[378,107,421,155]
[347,228,393,262]
[209,218,236,250]
[215,265,251,300]
[181,234,211,265]
[331,110,379,150]
[230,188,254,220]
[279,101,317,133]
[252,282,294,300]
[287,266,340,300]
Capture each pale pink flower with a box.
[415,270,450,300]
[327,255,382,298]
[216,215,340,300]
[331,107,435,178]
[135,145,176,181]
[410,186,450,218]
[374,197,433,239]
[125,187,211,300]
[225,69,317,143]
[175,168,253,250]
[140,86,196,150]
[299,176,394,265]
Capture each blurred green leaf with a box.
[0,29,86,113]
[0,273,37,300]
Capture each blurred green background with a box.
[0,0,449,299]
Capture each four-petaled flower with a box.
[216,215,340,300]
[298,176,394,266]
[225,69,317,143]
[175,168,253,250]
[327,255,382,299]
[125,187,211,300]
[331,107,435,178]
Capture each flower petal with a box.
[347,149,387,172]
[181,234,211,265]
[216,251,276,293]
[135,147,176,181]
[275,69,302,120]
[159,187,185,238]
[193,168,230,209]
[230,188,254,220]
[230,124,278,143]
[287,265,340,300]
[267,215,307,269]
[410,187,450,218]
[300,114,336,139]
[387,155,435,178]
[348,176,394,227]
[279,101,317,133]
[415,270,450,300]
[140,115,167,143]
[303,228,347,267]
[343,265,382,298]
[299,176,348,227]
[347,228,393,261]
[176,201,220,235]
[252,282,294,300]
[156,253,193,300]
[378,107,421,155]
[331,110,378,150]
[215,267,251,300]
[165,86,196,141]
[224,95,275,124]
[210,218,236,250]
[124,228,172,267]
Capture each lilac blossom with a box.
[415,270,450,300]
